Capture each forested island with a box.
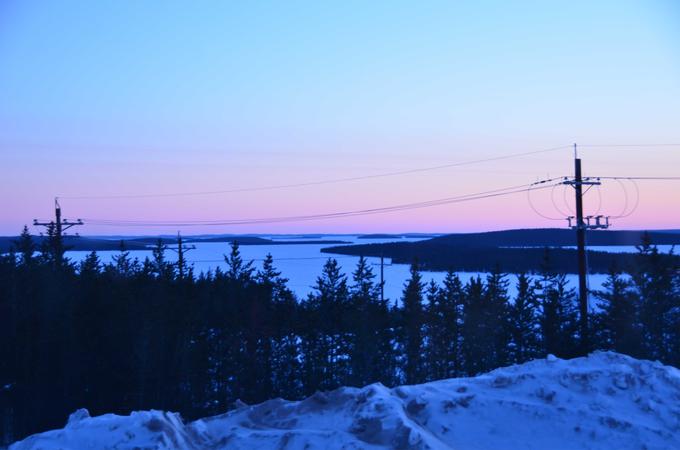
[0,235,347,253]
[323,229,680,273]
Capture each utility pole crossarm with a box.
[371,254,393,303]
[33,198,84,266]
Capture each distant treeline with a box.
[323,229,680,273]
[425,228,680,247]
[1,226,679,445]
[0,235,347,253]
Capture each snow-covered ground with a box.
[11,352,680,450]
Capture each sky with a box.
[1,0,679,235]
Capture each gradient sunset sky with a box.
[1,0,679,235]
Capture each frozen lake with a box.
[58,235,659,302]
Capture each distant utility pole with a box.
[371,252,390,303]
[167,232,196,279]
[380,253,385,302]
[33,197,84,265]
[563,144,607,354]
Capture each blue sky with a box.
[1,1,679,234]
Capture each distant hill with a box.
[185,236,348,245]
[427,228,680,247]
[0,235,348,253]
[119,236,278,245]
[322,228,680,274]
[0,236,149,253]
[403,233,441,238]
[358,233,441,240]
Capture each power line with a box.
[82,180,562,227]
[596,176,680,180]
[85,182,559,225]
[527,181,565,221]
[527,173,677,223]
[593,176,675,220]
[609,178,640,219]
[58,145,571,200]
[580,143,680,148]
[590,185,603,216]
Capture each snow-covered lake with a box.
[60,235,654,302]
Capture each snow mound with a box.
[11,352,680,450]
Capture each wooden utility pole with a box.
[371,253,391,303]
[33,197,83,265]
[573,148,589,352]
[563,145,606,354]
[380,253,385,303]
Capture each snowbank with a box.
[11,352,680,449]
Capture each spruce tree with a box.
[507,273,540,364]
[461,276,487,375]
[225,241,254,284]
[14,226,35,266]
[110,240,137,277]
[440,270,463,377]
[424,280,447,381]
[302,258,350,392]
[349,256,391,386]
[38,222,59,267]
[538,275,578,358]
[400,261,424,384]
[79,251,101,277]
[460,271,510,375]
[257,253,289,297]
[0,244,18,445]
[484,268,511,368]
[593,264,641,356]
[152,239,173,280]
[633,236,678,362]
[261,255,303,398]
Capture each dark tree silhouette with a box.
[400,261,424,384]
[2,229,679,446]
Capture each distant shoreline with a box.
[322,228,680,274]
[0,235,350,253]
